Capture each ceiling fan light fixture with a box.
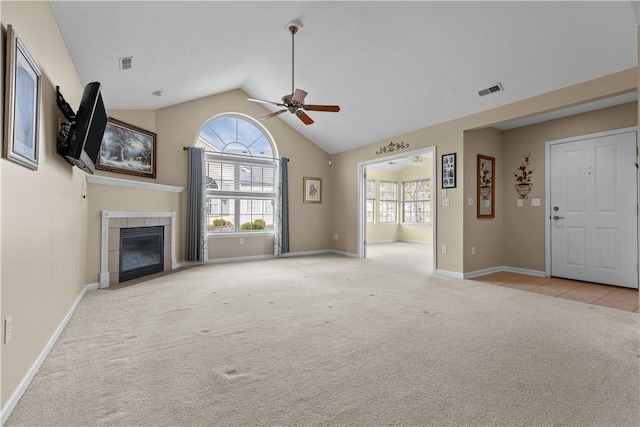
[247,19,340,125]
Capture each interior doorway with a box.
[545,127,638,289]
[357,146,436,272]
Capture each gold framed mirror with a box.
[477,154,495,218]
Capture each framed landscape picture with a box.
[97,118,157,178]
[442,153,456,189]
[303,177,322,203]
[3,25,42,170]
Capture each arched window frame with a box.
[195,113,279,235]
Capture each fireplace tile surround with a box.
[100,211,178,288]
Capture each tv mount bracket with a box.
[55,86,76,163]
[56,86,76,122]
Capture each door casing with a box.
[544,126,639,284]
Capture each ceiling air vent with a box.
[478,83,503,97]
[119,56,133,70]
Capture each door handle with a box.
[553,215,564,220]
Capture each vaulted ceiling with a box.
[49,1,639,155]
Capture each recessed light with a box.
[152,90,165,97]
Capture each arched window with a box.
[195,114,278,234]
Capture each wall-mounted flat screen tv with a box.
[62,82,108,174]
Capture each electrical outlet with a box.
[468,198,474,206]
[5,315,12,344]
[332,234,338,240]
[517,199,523,207]
[239,238,244,244]
[441,245,447,254]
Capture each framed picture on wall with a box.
[97,118,157,178]
[3,24,42,170]
[442,153,456,188]
[303,177,322,203]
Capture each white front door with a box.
[549,129,638,289]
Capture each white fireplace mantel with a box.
[100,211,178,288]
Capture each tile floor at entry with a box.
[472,272,639,313]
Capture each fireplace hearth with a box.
[119,226,164,282]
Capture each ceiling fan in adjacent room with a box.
[248,21,340,125]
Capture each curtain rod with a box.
[182,146,288,162]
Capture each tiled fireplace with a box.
[100,211,177,288]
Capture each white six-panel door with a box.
[549,129,638,289]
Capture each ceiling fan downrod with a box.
[289,24,298,97]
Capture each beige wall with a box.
[89,89,333,267]
[154,89,332,255]
[83,109,185,283]
[330,68,637,274]
[1,1,87,408]
[463,128,504,272]
[501,102,637,273]
[85,185,183,284]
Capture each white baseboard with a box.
[1,282,96,426]
[435,269,465,279]
[280,249,358,258]
[464,266,546,279]
[205,254,275,264]
[502,266,546,277]
[463,266,504,279]
[279,249,332,257]
[330,250,359,258]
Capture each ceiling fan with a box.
[248,21,340,125]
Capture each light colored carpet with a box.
[6,243,640,426]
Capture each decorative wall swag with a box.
[376,141,409,155]
[514,154,534,199]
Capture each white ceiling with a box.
[48,1,639,155]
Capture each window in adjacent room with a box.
[196,114,277,233]
[402,179,431,224]
[379,181,398,223]
[366,179,376,223]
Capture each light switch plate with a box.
[531,198,541,207]
[517,199,523,207]
[442,198,450,207]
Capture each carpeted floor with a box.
[6,243,640,426]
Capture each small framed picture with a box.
[303,177,322,204]
[442,153,456,188]
[3,25,42,170]
[97,118,157,178]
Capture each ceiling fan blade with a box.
[303,104,341,113]
[247,98,285,107]
[259,109,287,120]
[291,89,308,104]
[295,110,314,125]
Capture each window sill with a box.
[402,222,431,226]
[208,231,275,238]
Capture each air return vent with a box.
[478,83,503,97]
[119,56,133,70]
